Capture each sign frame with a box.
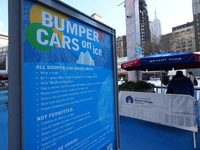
[9,0,120,150]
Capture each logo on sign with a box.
[126,96,133,103]
[135,43,143,58]
[25,3,104,66]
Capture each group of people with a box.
[162,71,197,97]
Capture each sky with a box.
[60,0,127,36]
[0,0,194,36]
[61,0,193,36]
[146,0,193,35]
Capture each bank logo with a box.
[126,96,133,103]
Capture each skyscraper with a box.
[125,0,141,82]
[153,8,162,44]
[192,0,200,51]
[139,0,151,46]
[149,21,156,44]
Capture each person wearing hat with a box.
[166,71,194,96]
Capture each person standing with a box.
[166,71,194,96]
[188,71,198,100]
[188,72,195,85]
[161,70,169,86]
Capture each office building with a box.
[91,13,105,23]
[192,0,200,51]
[160,33,173,52]
[149,21,156,44]
[117,36,127,58]
[0,34,8,75]
[172,22,196,53]
[0,34,8,47]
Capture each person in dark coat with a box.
[161,70,169,86]
[166,71,194,96]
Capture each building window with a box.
[181,37,185,40]
[186,29,191,34]
[175,32,180,37]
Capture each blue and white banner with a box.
[119,91,197,132]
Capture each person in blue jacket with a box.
[166,71,194,96]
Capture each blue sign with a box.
[135,43,143,58]
[23,0,116,149]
